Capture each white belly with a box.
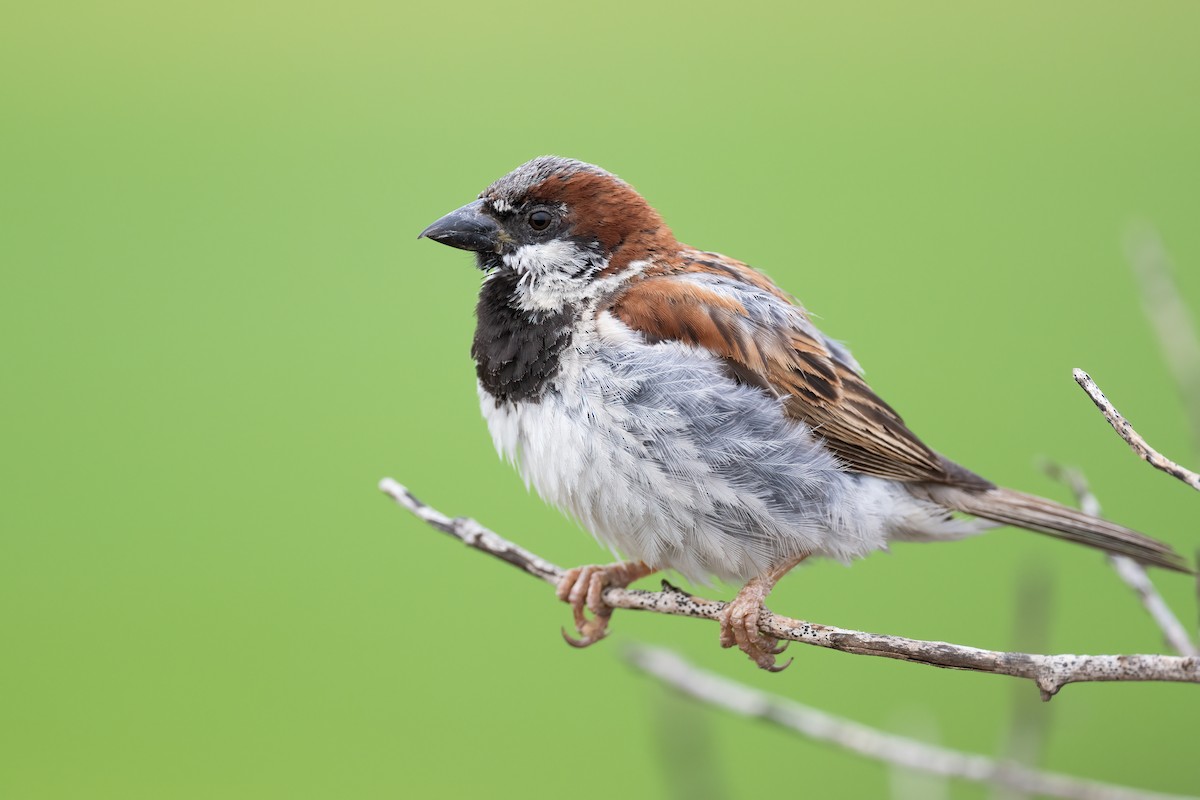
[479,326,936,583]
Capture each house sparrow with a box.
[418,156,1187,670]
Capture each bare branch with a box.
[626,645,1194,800]
[379,478,1200,698]
[1073,369,1200,492]
[1042,463,1199,657]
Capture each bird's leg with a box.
[556,560,656,648]
[719,555,809,671]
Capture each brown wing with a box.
[606,257,991,489]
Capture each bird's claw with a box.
[556,562,651,648]
[560,623,608,648]
[719,590,792,671]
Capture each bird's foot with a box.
[556,561,655,648]
[719,578,795,672]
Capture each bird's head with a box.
[419,156,676,310]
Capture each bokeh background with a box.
[4,2,1199,797]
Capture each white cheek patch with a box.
[504,240,586,276]
[502,241,607,312]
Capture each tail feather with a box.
[929,486,1190,573]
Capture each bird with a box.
[418,155,1188,670]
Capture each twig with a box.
[1125,225,1200,455]
[1042,463,1199,657]
[1196,550,1200,641]
[379,478,1200,699]
[653,679,728,800]
[1041,462,1103,519]
[1073,369,1200,492]
[626,645,1194,800]
[1109,556,1200,657]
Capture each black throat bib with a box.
[471,269,575,405]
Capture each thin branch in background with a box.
[1041,462,1198,658]
[625,645,1193,800]
[993,567,1056,800]
[1073,370,1200,492]
[1108,556,1200,657]
[380,478,1200,698]
[1125,224,1200,455]
[887,709,950,800]
[1040,461,1102,519]
[653,681,728,800]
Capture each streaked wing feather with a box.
[608,255,990,488]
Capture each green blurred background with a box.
[3,1,1199,797]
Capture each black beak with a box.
[418,200,502,252]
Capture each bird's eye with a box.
[528,209,553,231]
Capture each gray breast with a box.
[483,323,868,583]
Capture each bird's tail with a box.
[927,485,1190,573]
